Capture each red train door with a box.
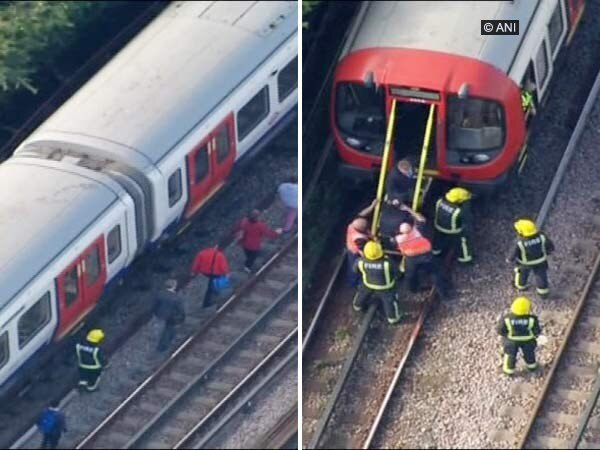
[185,114,236,218]
[55,236,107,339]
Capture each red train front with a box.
[331,0,585,191]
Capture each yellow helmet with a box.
[445,187,471,203]
[511,296,531,316]
[514,219,537,237]
[87,329,105,344]
[364,241,384,260]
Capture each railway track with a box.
[303,248,440,449]
[74,236,297,449]
[253,403,298,449]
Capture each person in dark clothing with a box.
[233,209,281,272]
[76,329,106,392]
[385,159,416,205]
[352,241,403,324]
[497,296,542,375]
[506,219,554,298]
[190,245,230,308]
[432,187,474,263]
[37,400,67,449]
[154,279,186,352]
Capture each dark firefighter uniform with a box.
[432,188,473,263]
[352,244,402,324]
[497,297,541,375]
[509,231,554,298]
[76,330,105,392]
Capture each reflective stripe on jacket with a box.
[357,258,395,290]
[395,228,432,257]
[434,198,462,234]
[516,234,548,266]
[498,314,540,342]
[76,343,102,370]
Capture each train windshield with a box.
[335,82,386,155]
[447,96,505,155]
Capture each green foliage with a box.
[0,1,109,94]
[302,0,320,28]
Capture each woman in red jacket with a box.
[234,209,282,272]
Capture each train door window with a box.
[194,146,209,183]
[214,125,230,164]
[168,169,182,207]
[107,225,122,264]
[278,56,297,102]
[237,86,270,141]
[0,331,8,370]
[64,266,79,307]
[534,41,550,90]
[548,3,564,56]
[18,292,51,349]
[85,246,101,286]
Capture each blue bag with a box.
[37,409,58,434]
[212,275,231,292]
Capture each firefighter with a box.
[393,222,449,299]
[352,240,403,324]
[432,187,473,263]
[76,329,106,392]
[506,218,554,298]
[346,199,377,285]
[497,296,541,375]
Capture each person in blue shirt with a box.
[37,400,67,449]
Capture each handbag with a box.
[208,247,230,292]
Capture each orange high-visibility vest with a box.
[395,228,432,256]
[346,225,368,254]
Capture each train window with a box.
[237,86,270,141]
[278,56,297,102]
[335,82,386,153]
[18,292,51,349]
[194,147,209,183]
[107,225,122,264]
[85,247,101,286]
[64,266,79,307]
[168,169,182,207]
[548,4,564,55]
[447,96,505,152]
[535,41,549,88]
[214,126,230,164]
[0,332,8,370]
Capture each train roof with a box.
[26,0,297,167]
[0,161,117,311]
[348,0,539,74]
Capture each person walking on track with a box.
[190,245,230,308]
[507,218,554,298]
[277,177,298,233]
[153,279,186,352]
[497,296,541,375]
[233,209,282,272]
[37,400,67,449]
[352,240,403,324]
[346,199,377,286]
[432,187,473,263]
[76,329,106,392]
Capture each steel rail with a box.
[174,330,298,448]
[125,286,298,449]
[252,403,298,450]
[76,235,297,449]
[302,251,346,353]
[307,303,376,449]
[362,290,434,449]
[517,66,600,448]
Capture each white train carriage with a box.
[0,0,297,393]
